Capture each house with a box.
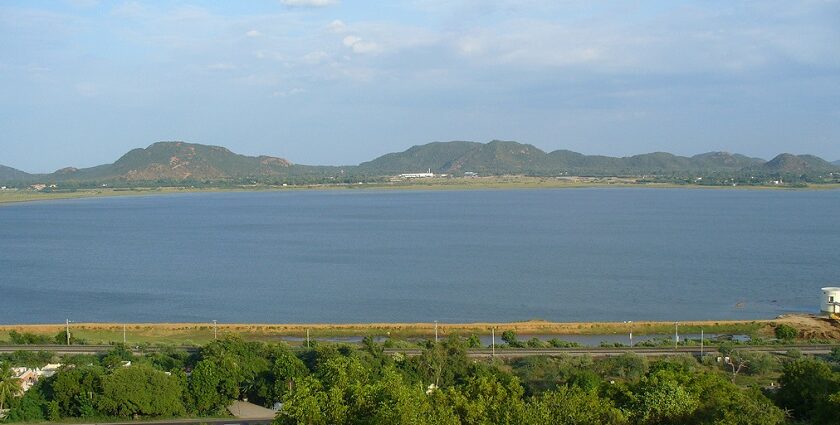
[10,364,63,393]
[12,368,39,392]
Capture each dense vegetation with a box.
[2,141,838,188]
[3,336,840,424]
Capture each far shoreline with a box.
[2,314,835,345]
[2,176,839,206]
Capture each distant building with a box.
[821,287,840,315]
[399,168,435,179]
[11,364,62,393]
[464,172,478,177]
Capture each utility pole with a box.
[306,329,310,348]
[123,324,126,344]
[434,321,439,343]
[491,327,495,358]
[674,322,679,349]
[65,319,70,345]
[700,328,704,357]
[624,321,633,348]
[213,320,217,340]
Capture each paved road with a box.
[1,344,835,357]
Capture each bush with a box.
[774,324,798,341]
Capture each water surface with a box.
[1,188,837,323]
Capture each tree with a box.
[501,330,523,348]
[47,365,103,417]
[631,372,700,425]
[775,357,840,423]
[774,324,797,341]
[447,374,527,425]
[5,383,47,422]
[271,348,309,400]
[524,386,628,425]
[0,362,22,412]
[189,360,227,414]
[98,364,185,417]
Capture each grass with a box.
[0,319,771,346]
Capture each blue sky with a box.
[1,0,839,172]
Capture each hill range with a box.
[1,140,838,185]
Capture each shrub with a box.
[774,324,797,341]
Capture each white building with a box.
[399,169,435,179]
[820,287,840,315]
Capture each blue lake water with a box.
[1,188,838,324]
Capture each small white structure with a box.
[820,287,840,315]
[399,168,435,179]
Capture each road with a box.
[1,344,835,357]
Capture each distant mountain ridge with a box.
[1,140,838,185]
[0,164,32,181]
[358,140,778,176]
[30,142,296,182]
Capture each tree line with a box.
[2,336,840,424]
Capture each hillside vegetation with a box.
[1,140,838,187]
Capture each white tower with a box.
[820,287,840,315]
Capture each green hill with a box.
[0,165,32,181]
[1,140,837,186]
[360,142,779,176]
[755,153,838,175]
[49,141,296,182]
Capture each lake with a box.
[1,188,838,324]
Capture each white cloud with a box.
[246,29,260,37]
[342,35,379,54]
[207,63,237,70]
[302,51,329,64]
[272,87,306,97]
[280,0,339,7]
[327,19,346,33]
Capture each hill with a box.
[754,153,838,175]
[360,142,772,176]
[47,142,297,182]
[1,140,837,186]
[0,165,32,181]
[833,160,840,166]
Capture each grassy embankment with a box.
[2,177,839,205]
[0,319,777,346]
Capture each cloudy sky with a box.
[1,0,839,172]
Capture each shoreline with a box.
[0,318,793,345]
[2,178,839,206]
[3,314,836,345]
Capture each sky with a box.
[1,0,839,172]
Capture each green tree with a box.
[632,372,699,425]
[48,365,103,417]
[272,348,309,400]
[524,386,628,425]
[774,324,797,341]
[501,330,523,348]
[447,374,527,425]
[5,383,47,422]
[0,362,22,412]
[98,364,185,417]
[775,357,840,423]
[189,359,227,414]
